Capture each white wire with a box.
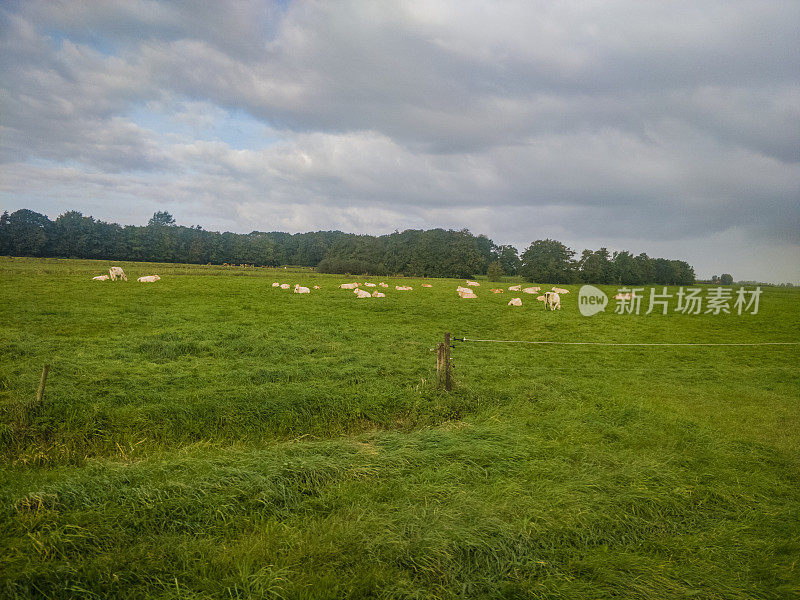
[458,338,800,347]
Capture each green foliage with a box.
[0,209,697,283]
[0,258,798,597]
[721,273,734,285]
[486,260,505,280]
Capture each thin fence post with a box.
[444,332,452,391]
[36,364,49,405]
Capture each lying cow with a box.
[92,275,109,281]
[522,286,540,294]
[508,285,521,291]
[508,297,522,306]
[293,284,310,294]
[137,275,161,283]
[466,281,480,287]
[552,287,570,294]
[490,289,504,294]
[355,289,372,298]
[340,283,359,289]
[371,291,386,298]
[109,266,127,281]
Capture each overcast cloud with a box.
[1,0,798,281]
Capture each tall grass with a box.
[1,257,798,598]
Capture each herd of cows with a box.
[271,278,569,309]
[91,266,160,283]
[91,265,568,309]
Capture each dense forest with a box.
[0,209,695,284]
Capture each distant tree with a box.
[486,261,505,280]
[495,245,521,275]
[520,239,576,283]
[612,251,642,285]
[711,275,720,284]
[0,209,52,256]
[148,211,176,227]
[720,273,734,285]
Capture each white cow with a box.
[395,286,413,291]
[522,286,540,294]
[421,284,432,288]
[379,282,389,288]
[293,284,310,294]
[271,282,280,287]
[364,282,376,287]
[544,291,561,310]
[552,287,570,294]
[508,297,522,306]
[466,281,480,287]
[137,275,161,283]
[458,290,477,299]
[508,285,521,291]
[313,285,321,290]
[340,283,359,289]
[456,286,472,293]
[280,283,290,289]
[109,266,127,281]
[92,275,109,281]
[371,291,386,298]
[490,289,503,294]
[355,289,372,298]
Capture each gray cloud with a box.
[1,0,798,281]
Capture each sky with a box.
[1,0,798,282]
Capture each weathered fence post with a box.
[444,332,453,391]
[36,364,49,405]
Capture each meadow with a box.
[1,257,798,599]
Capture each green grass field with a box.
[1,257,798,599]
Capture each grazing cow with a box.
[522,286,540,294]
[466,281,480,287]
[364,282,376,287]
[280,283,290,289]
[271,282,280,287]
[293,284,310,294]
[552,287,570,294]
[137,275,161,283]
[109,266,127,281]
[355,289,372,298]
[92,275,109,281]
[395,286,413,291]
[508,297,522,306]
[372,291,386,298]
[340,283,359,289]
[490,289,503,294]
[543,291,561,310]
[508,285,521,291]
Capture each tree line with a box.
[0,208,695,284]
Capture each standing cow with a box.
[109,266,127,281]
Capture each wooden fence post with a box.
[436,342,444,387]
[444,332,452,391]
[36,364,49,405]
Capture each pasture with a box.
[1,257,798,599]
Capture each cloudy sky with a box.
[1,1,798,281]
